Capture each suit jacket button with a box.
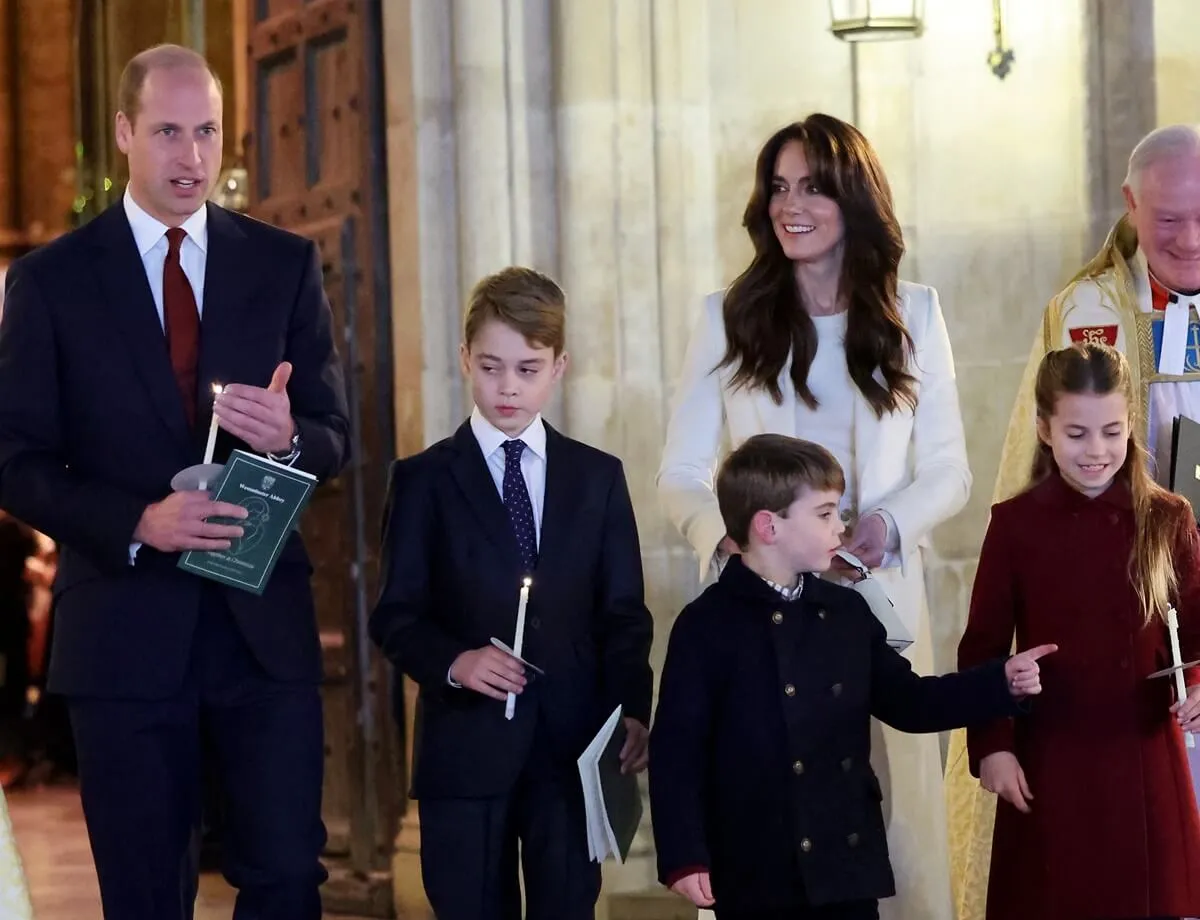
[530,616,541,629]
[784,683,796,697]
[847,832,860,847]
[831,682,843,697]
[800,837,813,853]
[841,757,853,772]
[772,611,784,625]
[792,760,804,775]
[818,608,827,620]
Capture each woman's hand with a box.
[842,513,888,568]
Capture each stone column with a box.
[1084,0,1157,250]
[412,0,561,441]
[385,0,446,915]
[554,0,698,896]
[1154,0,1200,125]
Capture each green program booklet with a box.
[178,449,316,594]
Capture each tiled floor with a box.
[8,784,235,919]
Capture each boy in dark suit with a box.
[370,267,654,920]
[648,434,1056,920]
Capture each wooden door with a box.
[245,1,400,915]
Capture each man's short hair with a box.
[716,434,845,547]
[117,44,222,128]
[1124,124,1200,195]
[463,267,566,355]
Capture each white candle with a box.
[203,383,224,467]
[505,577,532,721]
[1167,606,1195,749]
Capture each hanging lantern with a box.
[829,0,924,42]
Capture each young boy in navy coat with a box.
[370,267,654,920]
[648,434,1055,920]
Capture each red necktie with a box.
[163,227,199,427]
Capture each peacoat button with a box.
[800,837,813,853]
[792,760,804,775]
[772,611,784,625]
[841,757,853,772]
[784,683,796,697]
[847,832,860,847]
[831,682,843,697]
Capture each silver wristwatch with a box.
[268,426,302,466]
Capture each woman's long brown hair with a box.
[1031,343,1189,625]
[720,114,916,417]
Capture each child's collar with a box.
[1033,467,1132,510]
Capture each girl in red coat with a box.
[960,342,1200,920]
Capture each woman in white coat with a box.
[657,114,970,920]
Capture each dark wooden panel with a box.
[255,49,303,202]
[245,0,398,914]
[305,27,354,189]
[13,0,75,246]
[258,0,302,23]
[0,0,17,251]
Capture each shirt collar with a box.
[469,407,547,461]
[763,574,804,601]
[123,186,209,257]
[1149,271,1178,312]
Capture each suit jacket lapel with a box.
[537,424,576,574]
[196,204,254,451]
[89,204,192,452]
[449,422,521,567]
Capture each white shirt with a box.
[123,187,208,325]
[469,407,547,547]
[125,189,208,565]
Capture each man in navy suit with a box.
[0,44,349,919]
[370,267,654,920]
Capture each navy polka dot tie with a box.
[501,439,538,574]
